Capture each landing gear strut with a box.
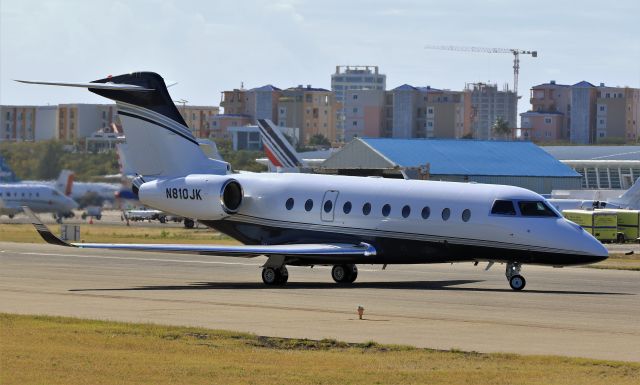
[506,261,526,291]
[331,264,358,284]
[261,266,289,285]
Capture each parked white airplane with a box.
[548,177,640,211]
[19,73,608,290]
[0,183,77,220]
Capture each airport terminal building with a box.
[542,146,640,190]
[320,138,581,194]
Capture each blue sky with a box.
[1,0,639,119]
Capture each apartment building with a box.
[342,89,385,140]
[596,85,640,141]
[466,83,518,140]
[177,105,219,138]
[277,85,336,144]
[331,66,386,141]
[1,106,38,142]
[56,104,118,141]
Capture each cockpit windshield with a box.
[491,200,516,215]
[518,201,558,217]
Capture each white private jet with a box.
[18,72,608,290]
[1,183,78,220]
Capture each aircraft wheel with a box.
[8,214,14,219]
[183,218,195,228]
[332,264,357,283]
[262,267,288,285]
[509,274,526,291]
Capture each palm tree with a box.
[492,117,512,140]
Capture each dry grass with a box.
[0,224,239,245]
[1,313,638,385]
[588,253,640,271]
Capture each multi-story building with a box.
[423,88,471,139]
[56,104,118,141]
[386,85,471,139]
[570,81,597,144]
[342,89,385,140]
[215,85,281,140]
[245,85,282,122]
[277,85,336,144]
[1,106,38,142]
[210,114,253,141]
[466,83,518,140]
[331,66,386,141]
[596,84,640,142]
[177,105,219,138]
[522,81,640,144]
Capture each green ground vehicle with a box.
[595,209,640,243]
[562,209,618,243]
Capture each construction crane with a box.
[424,45,537,95]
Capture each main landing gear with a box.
[261,266,289,285]
[331,264,358,284]
[506,261,526,291]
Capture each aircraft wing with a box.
[24,207,376,259]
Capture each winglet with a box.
[22,207,74,247]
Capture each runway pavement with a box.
[0,241,638,362]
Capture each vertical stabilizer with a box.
[256,119,303,169]
[610,177,640,209]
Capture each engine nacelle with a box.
[138,174,243,220]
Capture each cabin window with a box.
[462,209,471,222]
[402,205,411,218]
[491,200,516,215]
[362,202,371,216]
[518,201,558,217]
[324,200,333,213]
[305,199,313,212]
[441,208,450,221]
[421,206,430,219]
[382,204,391,217]
[343,201,352,214]
[285,198,294,210]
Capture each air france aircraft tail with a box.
[256,119,304,171]
[18,73,229,178]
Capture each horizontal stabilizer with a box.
[15,79,154,91]
[24,207,376,258]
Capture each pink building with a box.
[210,114,253,140]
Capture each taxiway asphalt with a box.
[0,241,638,362]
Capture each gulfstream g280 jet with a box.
[18,73,608,290]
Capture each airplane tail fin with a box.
[54,170,74,196]
[610,177,640,209]
[256,119,303,170]
[17,73,229,177]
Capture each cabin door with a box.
[321,190,339,222]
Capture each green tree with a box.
[36,141,63,179]
[308,134,331,147]
[492,117,512,139]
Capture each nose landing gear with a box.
[506,261,526,291]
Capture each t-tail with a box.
[54,170,74,196]
[256,119,303,171]
[17,73,229,178]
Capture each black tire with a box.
[346,265,358,283]
[159,216,166,224]
[332,264,357,283]
[617,233,625,244]
[8,214,14,219]
[276,266,289,285]
[262,267,277,285]
[509,275,526,291]
[183,218,195,229]
[96,215,101,220]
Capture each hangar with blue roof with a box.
[320,138,581,194]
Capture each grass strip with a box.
[1,313,639,385]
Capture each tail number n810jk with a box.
[166,188,202,200]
